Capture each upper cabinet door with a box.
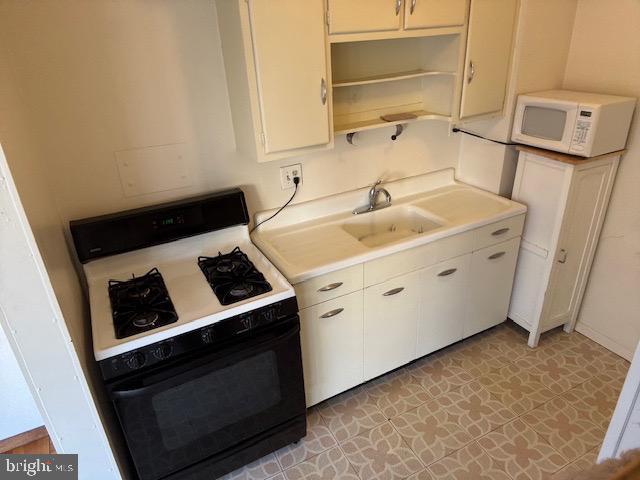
[328,0,403,34]
[404,0,468,29]
[248,0,330,154]
[459,0,517,119]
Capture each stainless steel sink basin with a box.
[341,206,442,248]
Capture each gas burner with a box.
[108,268,178,339]
[198,247,272,305]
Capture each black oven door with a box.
[107,317,305,480]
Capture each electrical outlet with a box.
[280,164,302,190]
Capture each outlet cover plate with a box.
[280,164,302,190]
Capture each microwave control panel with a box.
[571,108,594,152]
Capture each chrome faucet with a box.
[353,180,392,215]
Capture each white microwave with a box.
[512,90,636,157]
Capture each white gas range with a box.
[70,189,307,480]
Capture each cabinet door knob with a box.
[318,282,343,292]
[320,78,327,105]
[410,0,417,14]
[383,287,405,296]
[320,308,344,319]
[467,61,475,84]
[488,251,506,260]
[395,0,402,16]
[491,227,510,236]
[437,268,457,277]
[558,249,568,264]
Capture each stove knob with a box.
[154,343,173,360]
[201,328,215,344]
[126,352,146,370]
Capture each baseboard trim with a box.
[575,323,634,361]
[0,426,48,453]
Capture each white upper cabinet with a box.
[216,0,332,162]
[459,0,517,119]
[249,0,331,153]
[328,0,403,34]
[404,0,468,29]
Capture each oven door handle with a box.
[109,322,300,400]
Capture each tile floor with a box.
[220,322,630,480]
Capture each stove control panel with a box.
[100,296,299,382]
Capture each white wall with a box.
[563,0,640,359]
[0,327,42,440]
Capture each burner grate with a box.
[198,247,272,305]
[108,267,178,339]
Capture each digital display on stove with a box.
[153,213,186,229]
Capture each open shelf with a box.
[334,110,451,135]
[333,69,456,88]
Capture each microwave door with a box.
[513,100,578,152]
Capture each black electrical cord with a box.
[250,176,300,234]
[452,127,517,146]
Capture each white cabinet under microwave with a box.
[512,90,636,157]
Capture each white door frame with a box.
[0,145,121,479]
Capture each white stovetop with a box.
[84,225,295,360]
[252,168,527,284]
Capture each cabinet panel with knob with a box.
[328,0,403,34]
[459,0,517,119]
[404,0,468,30]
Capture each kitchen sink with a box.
[341,206,442,248]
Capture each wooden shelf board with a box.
[334,110,451,134]
[333,70,456,88]
[329,26,464,44]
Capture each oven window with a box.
[151,351,281,451]
[522,106,567,141]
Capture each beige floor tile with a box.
[391,401,473,466]
[478,362,556,416]
[220,453,282,480]
[447,337,512,378]
[283,446,359,480]
[513,348,592,395]
[482,322,533,361]
[550,449,598,479]
[431,381,515,439]
[405,469,435,480]
[477,419,567,480]
[275,409,337,469]
[521,397,604,462]
[561,375,622,431]
[340,422,424,480]
[365,368,431,419]
[317,387,386,443]
[429,441,511,480]
[407,352,474,398]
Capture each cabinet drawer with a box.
[295,264,363,309]
[300,291,364,406]
[473,215,525,251]
[404,0,468,29]
[328,0,403,34]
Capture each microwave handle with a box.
[109,322,299,399]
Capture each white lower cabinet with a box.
[299,291,364,406]
[417,254,471,357]
[464,237,520,338]
[363,271,420,381]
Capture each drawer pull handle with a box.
[395,0,402,15]
[491,228,510,236]
[410,0,417,14]
[383,287,404,296]
[318,282,343,292]
[438,268,457,277]
[488,251,506,260]
[320,308,344,319]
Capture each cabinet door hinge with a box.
[325,9,330,27]
[259,132,266,146]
